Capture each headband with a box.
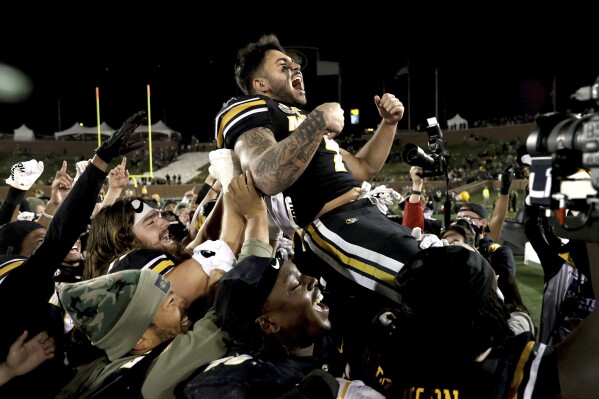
[131,199,157,227]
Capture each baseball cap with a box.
[458,202,488,219]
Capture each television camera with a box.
[526,75,599,241]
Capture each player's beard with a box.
[269,78,307,107]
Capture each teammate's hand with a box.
[313,102,344,139]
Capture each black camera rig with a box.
[401,117,449,178]
[526,75,599,241]
[401,117,452,227]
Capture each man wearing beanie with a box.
[59,269,173,362]
[178,255,384,399]
[56,269,230,399]
[57,172,274,399]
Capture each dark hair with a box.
[396,284,513,363]
[441,219,476,246]
[235,34,286,95]
[394,246,514,361]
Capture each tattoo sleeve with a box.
[237,109,327,195]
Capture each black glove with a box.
[95,111,147,163]
[500,165,515,195]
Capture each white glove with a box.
[5,159,44,190]
[419,234,448,249]
[277,236,294,260]
[336,379,385,399]
[74,159,91,183]
[411,226,423,240]
[411,227,448,249]
[208,149,242,193]
[17,211,36,221]
[359,182,404,214]
[192,239,236,275]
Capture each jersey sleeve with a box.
[214,95,273,149]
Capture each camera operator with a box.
[524,197,595,345]
[519,141,596,345]
[458,173,532,323]
[520,78,599,395]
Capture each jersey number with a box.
[289,114,347,173]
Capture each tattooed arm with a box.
[234,104,344,196]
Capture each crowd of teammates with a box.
[0,33,597,399]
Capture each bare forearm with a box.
[244,213,269,245]
[219,195,245,256]
[93,187,122,217]
[237,111,327,195]
[352,121,397,180]
[91,155,108,172]
[0,361,16,386]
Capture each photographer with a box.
[401,166,425,232]
[401,166,443,236]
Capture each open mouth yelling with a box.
[161,230,172,244]
[292,74,304,94]
[312,288,329,312]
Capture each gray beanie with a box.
[59,269,170,361]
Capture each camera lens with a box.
[401,143,436,169]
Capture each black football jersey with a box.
[108,248,176,275]
[215,95,360,227]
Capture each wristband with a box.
[408,190,422,196]
[41,210,54,219]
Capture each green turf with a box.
[514,256,544,333]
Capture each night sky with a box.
[1,8,597,142]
